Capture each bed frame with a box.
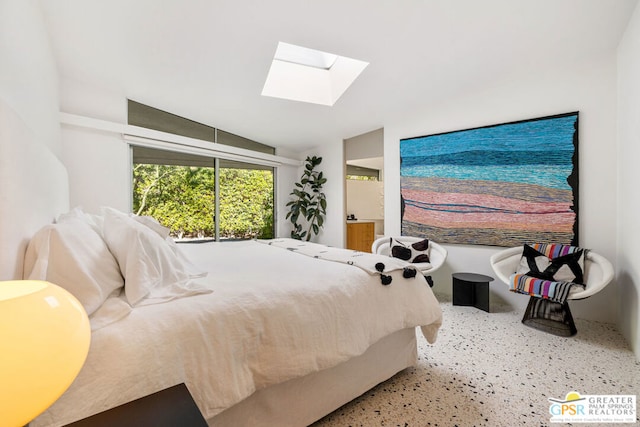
[212,328,417,426]
[1,100,419,426]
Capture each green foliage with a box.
[133,164,274,240]
[346,174,378,181]
[218,167,274,239]
[285,156,327,241]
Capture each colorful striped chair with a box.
[490,246,614,336]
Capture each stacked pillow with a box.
[101,207,209,306]
[23,207,210,320]
[23,209,124,316]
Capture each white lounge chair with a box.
[372,236,448,286]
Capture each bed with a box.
[0,101,442,427]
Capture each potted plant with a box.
[286,156,327,241]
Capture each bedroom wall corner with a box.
[616,1,640,361]
[296,140,345,248]
[61,125,131,213]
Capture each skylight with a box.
[261,42,368,106]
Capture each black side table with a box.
[452,272,494,312]
[64,383,207,427]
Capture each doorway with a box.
[344,128,384,252]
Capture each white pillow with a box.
[389,237,432,266]
[127,212,205,278]
[130,214,171,239]
[57,206,104,234]
[23,218,125,316]
[101,207,210,306]
[129,212,206,278]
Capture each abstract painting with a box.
[400,112,579,247]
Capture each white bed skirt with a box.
[209,327,418,427]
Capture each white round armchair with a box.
[372,236,448,276]
[490,246,614,336]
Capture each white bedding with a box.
[32,239,442,427]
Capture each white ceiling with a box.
[38,0,637,152]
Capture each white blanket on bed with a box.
[260,238,420,277]
[33,239,442,426]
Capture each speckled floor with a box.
[312,295,640,427]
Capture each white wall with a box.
[617,2,640,359]
[276,162,300,238]
[381,54,619,323]
[62,126,131,213]
[346,180,384,219]
[0,0,69,279]
[0,0,60,151]
[59,79,131,214]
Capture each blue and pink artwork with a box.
[400,112,579,247]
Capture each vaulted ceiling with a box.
[39,0,637,151]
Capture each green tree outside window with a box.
[133,164,273,240]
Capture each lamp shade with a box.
[0,280,91,427]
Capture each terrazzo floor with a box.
[312,295,640,427]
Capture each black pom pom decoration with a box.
[381,275,392,285]
[425,275,434,287]
[403,267,417,279]
[375,262,385,272]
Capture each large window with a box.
[132,148,274,240]
[129,101,276,241]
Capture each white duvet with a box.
[32,239,442,426]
